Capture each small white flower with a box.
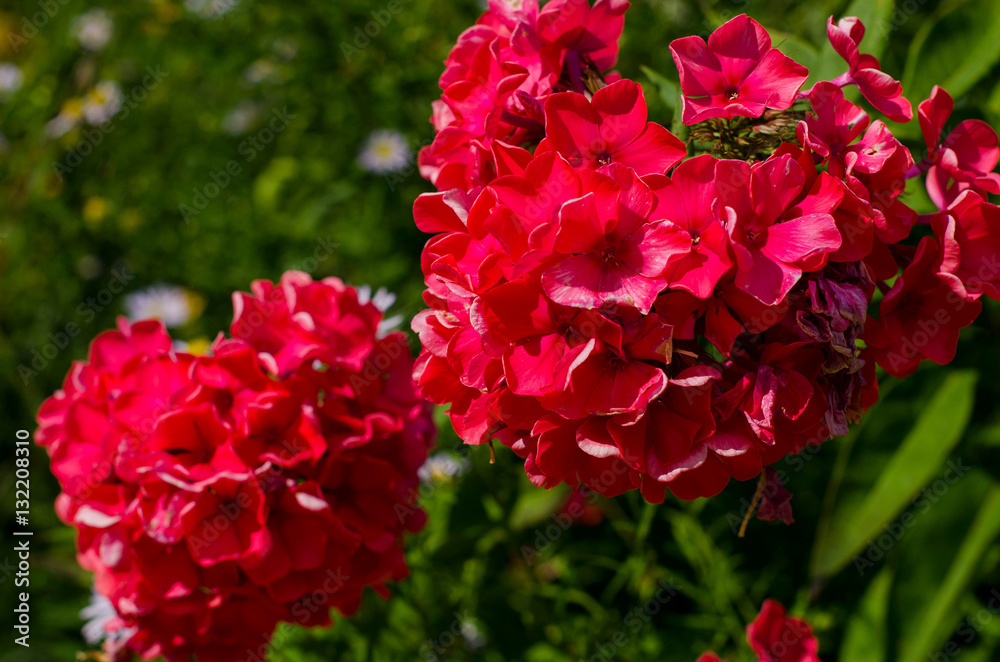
[460,619,487,650]
[72,9,114,52]
[243,59,277,85]
[124,284,200,328]
[222,101,260,135]
[0,63,24,96]
[80,586,136,649]
[272,38,298,61]
[82,80,123,125]
[80,589,116,645]
[358,129,411,174]
[418,452,471,484]
[185,0,239,19]
[356,285,402,338]
[46,111,80,139]
[356,285,396,312]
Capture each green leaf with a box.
[508,483,570,530]
[885,468,991,659]
[901,0,1000,103]
[986,77,1000,125]
[810,370,978,579]
[808,0,896,87]
[841,567,892,662]
[899,485,1000,662]
[252,156,300,212]
[640,65,678,121]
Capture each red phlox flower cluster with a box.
[698,599,821,662]
[35,272,435,662]
[420,0,630,193]
[411,7,1000,506]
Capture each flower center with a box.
[596,150,614,165]
[745,227,767,249]
[726,87,740,101]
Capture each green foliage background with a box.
[1,0,999,660]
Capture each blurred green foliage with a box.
[1,0,999,660]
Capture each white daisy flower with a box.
[46,97,84,138]
[358,129,411,174]
[461,619,487,651]
[0,63,24,97]
[356,285,403,338]
[80,586,137,653]
[80,589,116,645]
[418,452,471,484]
[123,284,203,328]
[272,38,298,61]
[222,100,260,135]
[72,9,114,52]
[243,59,277,85]
[82,80,123,125]
[185,0,239,19]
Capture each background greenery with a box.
[1,0,999,660]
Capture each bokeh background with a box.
[2,0,1000,660]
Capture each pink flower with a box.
[695,601,821,661]
[717,154,843,305]
[421,0,633,193]
[180,477,269,566]
[756,467,794,524]
[230,271,380,376]
[536,0,631,72]
[669,14,809,125]
[647,154,735,298]
[932,190,1000,301]
[824,16,912,122]
[35,275,436,662]
[747,600,821,662]
[541,79,686,176]
[917,86,1000,209]
[541,164,691,313]
[796,81,870,161]
[865,237,982,377]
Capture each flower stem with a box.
[738,471,768,538]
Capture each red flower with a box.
[420,0,632,193]
[756,467,794,525]
[865,237,982,377]
[647,154,735,299]
[697,599,821,662]
[824,16,912,122]
[796,82,870,161]
[541,163,690,313]
[933,190,1000,302]
[747,600,821,662]
[541,79,686,176]
[670,14,809,125]
[35,275,435,662]
[411,9,992,508]
[717,154,843,305]
[917,86,1000,209]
